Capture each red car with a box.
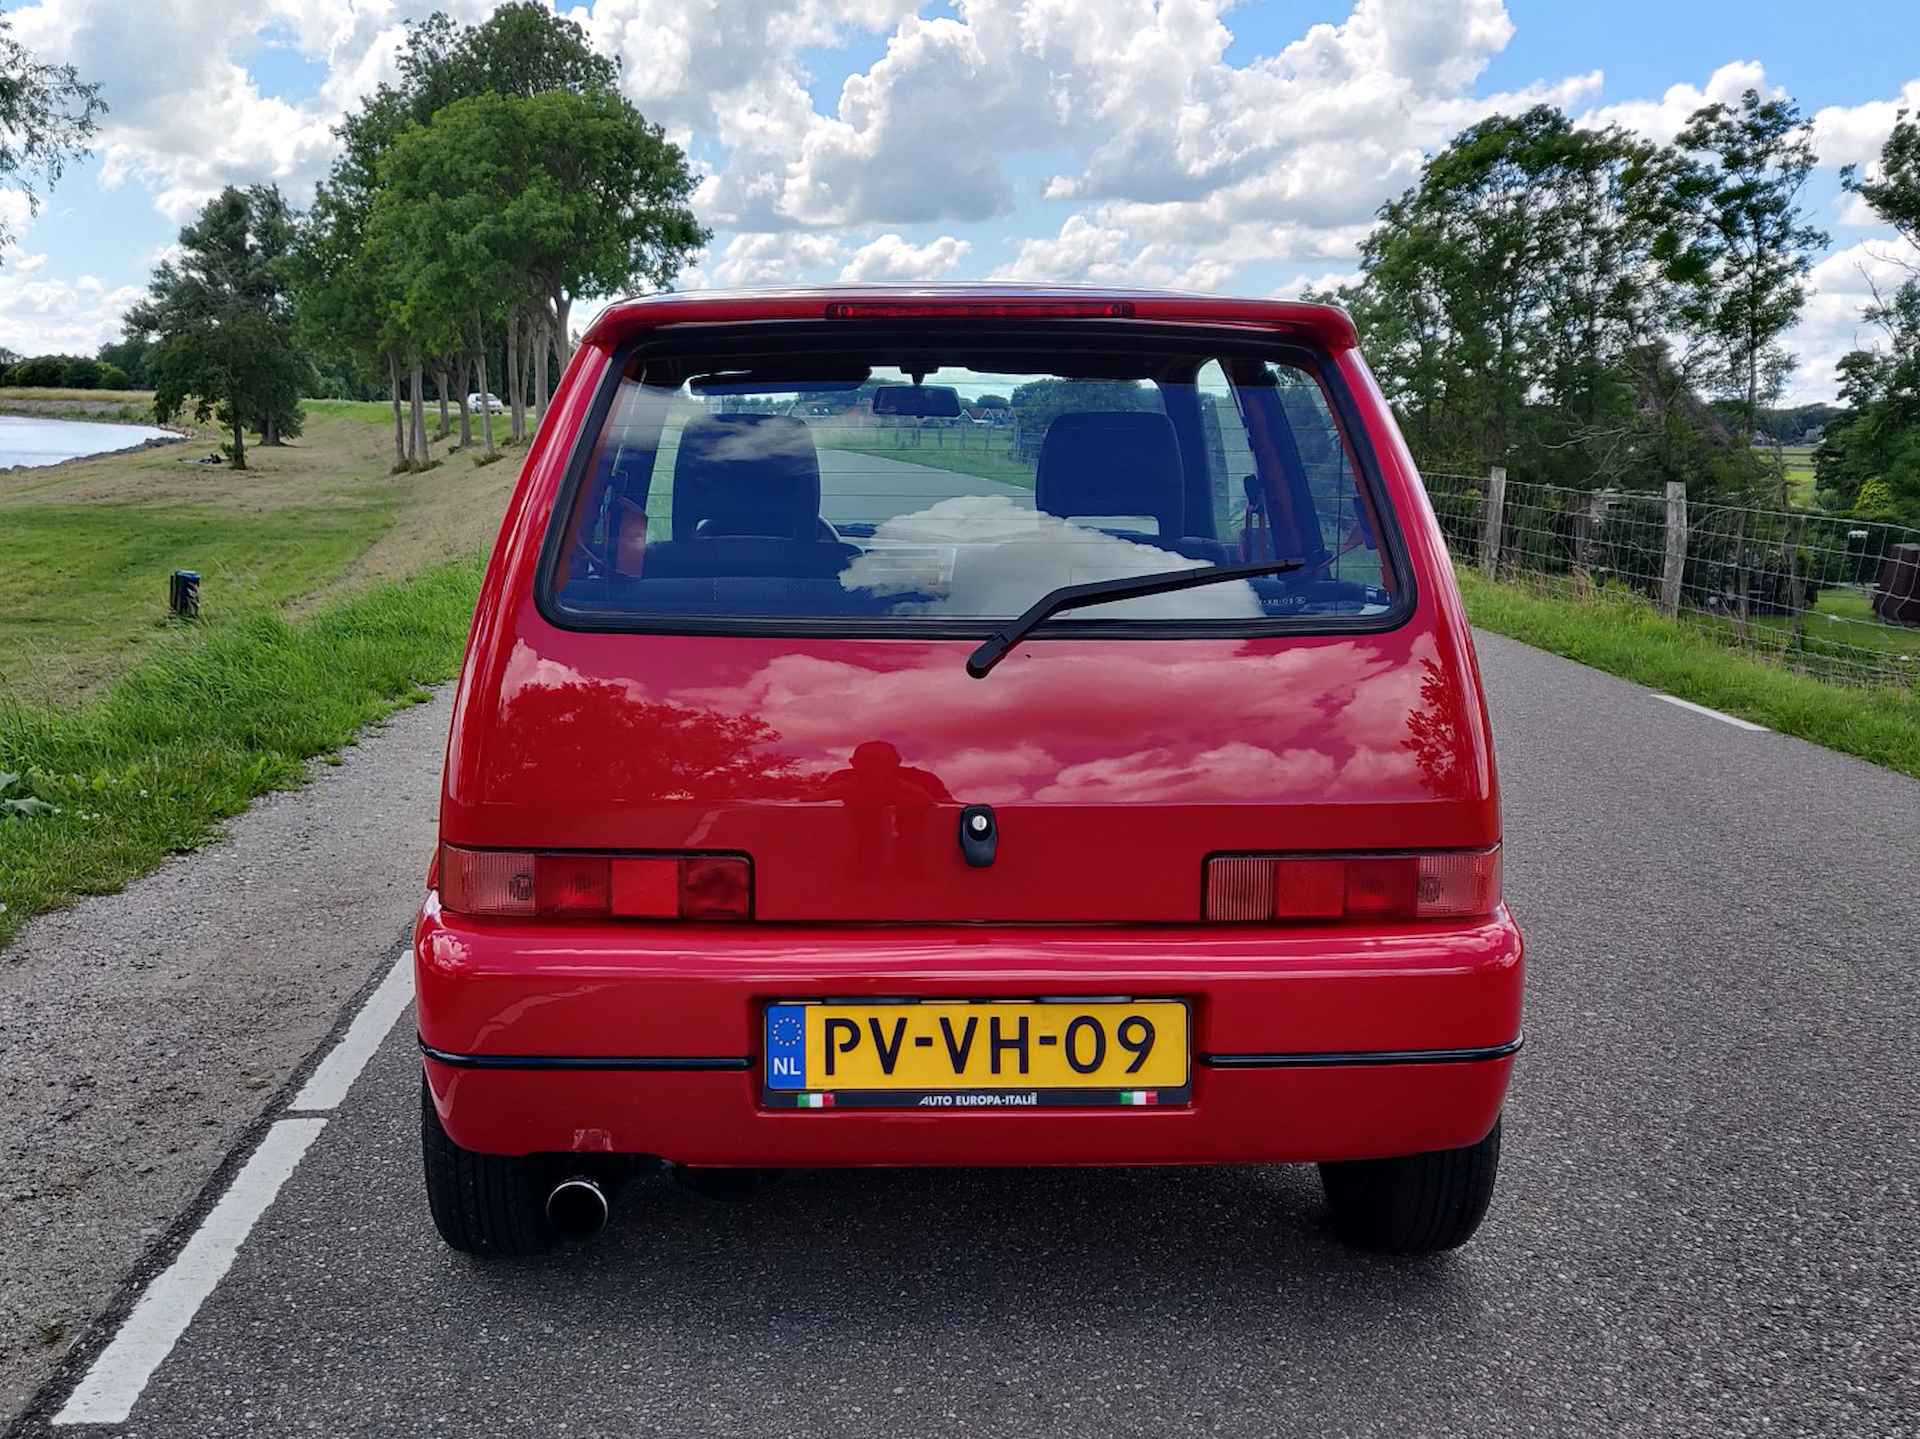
[416,286,1523,1257]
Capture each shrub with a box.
[97,363,130,391]
[63,357,103,389]
[9,356,68,387]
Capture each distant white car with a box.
[466,392,506,410]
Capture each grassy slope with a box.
[1458,568,1920,780]
[0,398,520,946]
[0,558,483,948]
[0,400,513,699]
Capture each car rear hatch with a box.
[447,304,1497,924]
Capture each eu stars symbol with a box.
[766,1006,807,1089]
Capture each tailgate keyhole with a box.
[958,805,997,867]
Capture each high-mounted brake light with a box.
[823,299,1135,320]
[438,845,751,921]
[1204,849,1500,923]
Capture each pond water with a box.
[0,414,177,469]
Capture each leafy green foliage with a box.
[1332,107,1702,488]
[0,13,106,255]
[130,185,312,467]
[0,771,54,820]
[1659,90,1828,446]
[0,557,483,948]
[6,355,77,386]
[1816,110,1920,526]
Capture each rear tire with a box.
[1318,1118,1502,1255]
[420,1075,555,1256]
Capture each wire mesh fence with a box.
[1423,469,1920,691]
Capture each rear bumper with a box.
[415,898,1523,1165]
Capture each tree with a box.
[131,186,313,470]
[370,88,704,439]
[9,355,65,386]
[0,14,106,255]
[62,356,100,388]
[1659,90,1829,453]
[96,335,153,388]
[295,4,641,452]
[1331,107,1684,487]
[1816,110,1920,524]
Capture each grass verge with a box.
[1458,568,1920,780]
[0,555,483,950]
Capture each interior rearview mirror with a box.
[871,384,961,418]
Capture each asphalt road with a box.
[10,631,1920,1437]
[814,444,1033,528]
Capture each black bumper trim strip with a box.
[419,1039,752,1072]
[1200,1036,1523,1069]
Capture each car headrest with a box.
[1035,411,1185,537]
[672,414,822,542]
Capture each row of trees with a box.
[109,4,705,471]
[2,353,131,389]
[1319,91,1831,505]
[292,3,704,470]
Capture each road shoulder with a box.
[0,692,448,1424]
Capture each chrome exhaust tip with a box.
[546,1176,609,1241]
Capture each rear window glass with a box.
[546,336,1400,629]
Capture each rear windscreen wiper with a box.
[966,558,1304,678]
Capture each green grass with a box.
[1778,443,1818,508]
[1458,568,1920,780]
[0,497,394,702]
[1691,585,1920,682]
[816,426,1036,490]
[0,556,484,949]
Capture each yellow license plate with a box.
[762,1000,1190,1109]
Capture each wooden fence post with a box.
[1661,481,1688,616]
[1480,465,1507,578]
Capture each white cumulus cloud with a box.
[839,233,971,282]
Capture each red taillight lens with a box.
[1204,848,1500,923]
[439,846,751,921]
[680,856,751,920]
[823,299,1135,320]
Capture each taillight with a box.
[823,299,1135,320]
[1204,848,1500,923]
[438,845,751,921]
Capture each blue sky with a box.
[3,0,1915,402]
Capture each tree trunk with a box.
[436,368,451,438]
[533,310,550,434]
[389,352,406,469]
[551,289,573,369]
[262,409,280,447]
[229,388,247,470]
[506,311,523,442]
[457,386,471,449]
[410,354,427,464]
[476,350,496,453]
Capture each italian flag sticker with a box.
[796,1093,834,1108]
[1120,1090,1159,1106]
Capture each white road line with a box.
[289,951,414,1112]
[1656,694,1770,732]
[54,1118,327,1426]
